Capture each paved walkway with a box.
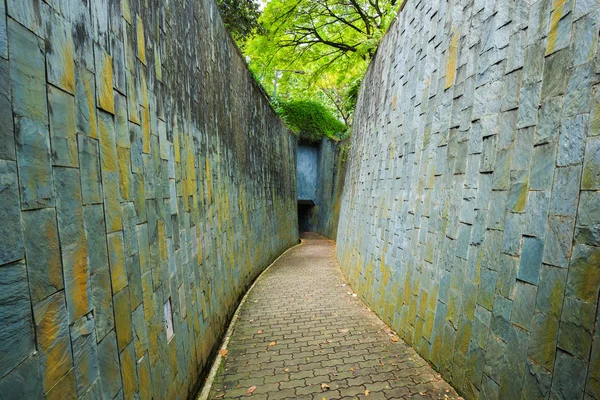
[209,233,461,400]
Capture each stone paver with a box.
[209,233,461,400]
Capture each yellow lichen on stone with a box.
[61,43,75,94]
[123,0,132,24]
[137,16,147,65]
[85,79,97,139]
[445,29,460,89]
[546,5,563,55]
[98,52,115,114]
[117,147,131,201]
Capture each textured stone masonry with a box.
[337,0,600,399]
[0,0,297,398]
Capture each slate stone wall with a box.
[0,0,298,398]
[337,0,600,398]
[299,139,348,239]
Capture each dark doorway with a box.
[297,200,315,232]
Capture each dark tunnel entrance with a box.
[297,200,315,232]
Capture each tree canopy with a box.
[215,0,263,43]
[276,100,348,142]
[217,0,400,130]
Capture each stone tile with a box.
[107,231,128,294]
[565,244,600,303]
[97,110,122,233]
[8,17,47,123]
[541,49,570,99]
[530,143,557,191]
[78,135,103,204]
[0,58,15,160]
[528,312,560,371]
[0,260,35,378]
[549,166,582,217]
[518,236,544,285]
[558,114,587,166]
[95,46,114,114]
[523,191,550,238]
[0,0,6,59]
[0,160,24,265]
[535,98,563,145]
[83,204,114,342]
[550,350,587,399]
[55,167,92,323]
[6,0,44,36]
[582,136,600,189]
[33,290,74,392]
[14,116,55,210]
[97,331,122,399]
[45,10,75,94]
[114,286,133,352]
[510,281,537,330]
[45,368,77,400]
[70,314,99,396]
[74,65,98,139]
[535,264,567,318]
[48,85,78,167]
[120,341,139,399]
[557,296,595,360]
[543,215,576,268]
[0,353,43,399]
[22,207,63,303]
[563,63,595,117]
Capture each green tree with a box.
[216,0,263,44]
[277,100,348,141]
[243,0,399,124]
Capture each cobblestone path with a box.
[208,233,461,400]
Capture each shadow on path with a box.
[209,233,461,399]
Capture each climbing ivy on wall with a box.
[275,100,348,142]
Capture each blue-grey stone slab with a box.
[518,236,544,284]
[0,58,14,160]
[0,160,24,265]
[0,260,35,378]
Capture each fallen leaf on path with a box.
[321,383,330,391]
[214,394,225,398]
[390,337,399,342]
[247,386,256,395]
[284,368,289,372]
[268,341,277,347]
[219,349,228,357]
[257,330,263,334]
[365,389,370,396]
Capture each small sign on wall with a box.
[164,298,174,341]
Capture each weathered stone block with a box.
[0,260,35,378]
[545,6,573,56]
[95,47,115,114]
[523,191,550,238]
[83,205,114,342]
[78,135,103,204]
[582,136,600,189]
[55,167,92,323]
[45,11,75,93]
[33,290,74,393]
[120,342,139,399]
[0,58,15,160]
[563,63,595,117]
[543,215,576,268]
[45,368,77,400]
[565,244,600,303]
[518,236,544,285]
[0,353,43,399]
[98,110,122,232]
[75,66,98,139]
[127,254,143,311]
[528,312,559,371]
[114,286,133,352]
[0,160,24,265]
[23,207,63,303]
[510,281,537,330]
[521,358,552,399]
[535,98,563,145]
[549,166,582,216]
[535,264,567,318]
[558,114,587,166]
[588,327,600,398]
[541,49,570,100]
[107,231,128,294]
[0,0,6,59]
[48,85,78,167]
[14,116,55,210]
[70,314,99,396]
[8,18,47,123]
[6,0,44,36]
[550,351,587,399]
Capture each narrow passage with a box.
[209,233,461,400]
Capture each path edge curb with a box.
[196,239,304,400]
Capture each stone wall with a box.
[0,0,298,398]
[298,139,348,239]
[337,0,600,398]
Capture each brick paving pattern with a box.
[209,233,461,399]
